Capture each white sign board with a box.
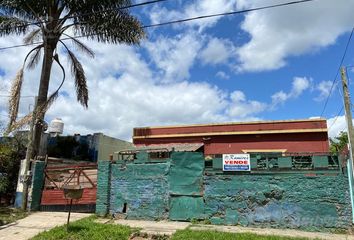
[223,154,251,171]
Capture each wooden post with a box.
[341,66,354,175]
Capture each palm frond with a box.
[26,46,42,69]
[7,43,44,131]
[0,1,47,23]
[65,0,144,45]
[63,33,94,58]
[23,28,41,44]
[8,68,24,128]
[0,16,30,36]
[43,53,66,111]
[74,10,145,45]
[6,113,32,134]
[60,40,89,108]
[62,0,131,14]
[68,50,89,108]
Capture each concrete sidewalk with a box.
[0,212,91,240]
[109,219,354,240]
[1,212,354,240]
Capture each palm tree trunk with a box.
[21,43,55,210]
[32,44,55,158]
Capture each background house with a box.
[133,118,329,158]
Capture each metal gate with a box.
[40,163,97,212]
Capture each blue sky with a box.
[0,0,354,140]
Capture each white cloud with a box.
[47,78,229,140]
[226,90,267,118]
[271,91,288,106]
[291,77,311,98]
[236,0,354,72]
[144,32,203,82]
[0,36,231,140]
[216,71,230,80]
[271,77,311,106]
[148,0,354,74]
[200,37,235,65]
[223,77,313,118]
[327,116,347,139]
[149,0,237,31]
[0,44,312,141]
[315,80,333,102]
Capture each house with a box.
[133,118,329,158]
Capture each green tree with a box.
[1,0,145,158]
[330,131,348,154]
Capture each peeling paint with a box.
[95,152,352,230]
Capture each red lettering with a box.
[225,160,249,165]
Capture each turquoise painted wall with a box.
[29,161,45,211]
[204,173,351,230]
[109,162,170,220]
[96,152,352,230]
[96,160,111,216]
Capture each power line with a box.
[320,27,354,117]
[0,0,318,51]
[144,0,317,28]
[328,106,344,131]
[0,0,169,32]
[0,95,35,98]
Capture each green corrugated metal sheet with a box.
[135,151,149,164]
[169,152,204,196]
[169,196,204,220]
[250,157,258,170]
[212,158,222,169]
[278,157,292,169]
[313,156,329,169]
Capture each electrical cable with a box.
[0,0,318,51]
[144,0,317,29]
[320,27,354,117]
[0,95,35,98]
[328,106,344,131]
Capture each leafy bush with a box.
[0,134,26,205]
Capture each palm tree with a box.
[1,0,144,154]
[0,0,145,209]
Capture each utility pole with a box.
[21,96,37,211]
[341,66,354,173]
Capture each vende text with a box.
[224,160,249,165]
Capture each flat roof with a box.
[134,118,327,130]
[133,128,328,139]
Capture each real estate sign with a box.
[222,154,251,171]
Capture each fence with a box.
[30,162,97,212]
[96,151,351,230]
